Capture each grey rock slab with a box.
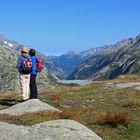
[0,119,103,140]
[105,82,140,89]
[0,99,60,115]
[31,119,102,140]
[134,85,140,90]
[0,121,31,140]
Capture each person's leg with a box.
[30,74,38,99]
[20,74,24,99]
[24,74,30,100]
[20,75,26,100]
[20,74,30,100]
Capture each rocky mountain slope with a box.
[0,45,51,92]
[50,51,87,76]
[0,34,63,78]
[50,49,103,77]
[0,44,57,93]
[68,35,140,80]
[0,34,20,49]
[0,45,20,92]
[50,40,129,77]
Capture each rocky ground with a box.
[0,99,102,140]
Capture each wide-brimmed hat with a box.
[20,47,28,53]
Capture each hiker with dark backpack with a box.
[16,46,32,101]
[29,49,41,99]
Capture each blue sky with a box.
[0,0,140,55]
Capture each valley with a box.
[0,75,140,140]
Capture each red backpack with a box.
[22,58,33,73]
[36,58,43,72]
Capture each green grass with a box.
[0,75,140,140]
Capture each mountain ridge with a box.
[68,34,140,80]
[1,33,140,85]
[0,34,63,78]
[50,35,138,77]
[0,35,61,93]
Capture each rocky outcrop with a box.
[0,98,103,140]
[0,45,20,93]
[0,120,102,140]
[0,44,57,93]
[0,99,60,115]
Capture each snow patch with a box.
[3,40,14,48]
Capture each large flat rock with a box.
[0,99,60,115]
[105,82,140,90]
[0,119,102,140]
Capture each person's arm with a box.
[32,57,36,72]
[16,56,22,69]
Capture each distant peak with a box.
[0,33,19,49]
[0,34,8,42]
[66,51,77,56]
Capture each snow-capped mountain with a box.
[0,34,19,49]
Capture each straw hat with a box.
[20,46,28,53]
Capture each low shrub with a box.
[49,95,61,100]
[96,112,129,128]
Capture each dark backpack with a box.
[36,58,43,72]
[22,58,33,73]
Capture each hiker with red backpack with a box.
[16,46,32,101]
[29,49,43,99]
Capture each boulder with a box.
[0,119,102,140]
[0,99,60,115]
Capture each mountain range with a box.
[68,35,140,80]
[1,33,140,93]
[49,46,112,77]
[50,36,138,79]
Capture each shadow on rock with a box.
[0,99,23,106]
